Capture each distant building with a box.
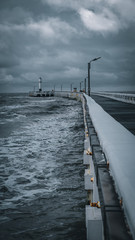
[73,88,77,92]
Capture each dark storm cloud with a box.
[0,57,19,68]
[0,0,135,92]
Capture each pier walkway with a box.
[92,94,135,135]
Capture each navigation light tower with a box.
[39,77,42,92]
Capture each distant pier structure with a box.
[29,77,54,97]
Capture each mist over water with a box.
[0,93,86,240]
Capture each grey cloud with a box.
[0,58,19,68]
[0,0,135,92]
[43,0,135,27]
[0,7,33,25]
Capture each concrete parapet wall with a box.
[93,92,135,104]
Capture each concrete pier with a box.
[69,92,133,239]
[29,90,54,97]
[84,94,134,240]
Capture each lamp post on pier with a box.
[80,81,83,92]
[88,57,101,96]
[71,83,73,92]
[84,78,87,93]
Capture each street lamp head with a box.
[90,57,101,62]
[88,56,101,96]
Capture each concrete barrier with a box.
[93,92,135,105]
[85,94,134,239]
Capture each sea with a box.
[0,93,86,240]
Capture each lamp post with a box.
[84,78,86,93]
[88,57,101,96]
[71,83,73,92]
[80,81,83,92]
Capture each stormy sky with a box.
[0,0,135,93]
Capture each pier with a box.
[83,93,135,240]
[29,90,54,97]
[53,91,135,239]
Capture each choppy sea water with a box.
[0,93,86,240]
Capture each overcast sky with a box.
[0,0,135,93]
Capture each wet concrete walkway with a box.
[92,94,135,135]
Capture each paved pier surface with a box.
[92,94,135,135]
